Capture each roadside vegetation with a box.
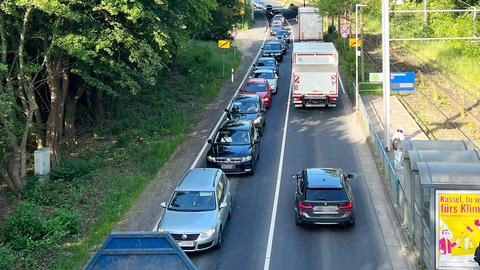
[0,0,242,269]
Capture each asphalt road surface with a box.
[190,6,393,270]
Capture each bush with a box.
[50,158,91,182]
[0,246,15,270]
[1,202,81,252]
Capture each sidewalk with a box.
[362,95,428,141]
[115,12,267,232]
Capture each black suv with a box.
[206,120,260,174]
[293,168,355,227]
[226,94,266,136]
[262,41,283,62]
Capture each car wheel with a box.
[215,227,223,249]
[249,159,256,175]
[295,212,303,226]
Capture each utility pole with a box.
[355,4,366,110]
[382,0,391,151]
[423,0,427,34]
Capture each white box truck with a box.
[291,42,339,108]
[298,7,323,41]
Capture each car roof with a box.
[247,78,267,84]
[257,57,276,62]
[305,168,343,189]
[220,119,251,131]
[267,40,282,44]
[253,69,274,73]
[232,94,259,103]
[177,168,220,191]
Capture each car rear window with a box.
[306,188,348,201]
[254,72,274,79]
[257,61,275,67]
[264,43,281,50]
[244,83,267,92]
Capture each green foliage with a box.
[0,246,14,270]
[1,202,80,252]
[312,0,359,16]
[50,158,92,182]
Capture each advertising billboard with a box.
[436,190,480,269]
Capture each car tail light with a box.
[339,201,352,210]
[298,200,313,209]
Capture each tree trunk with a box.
[46,56,69,167]
[64,83,85,145]
[95,89,104,127]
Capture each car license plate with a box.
[179,241,195,247]
[221,164,235,170]
[313,206,338,213]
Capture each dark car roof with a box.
[232,94,260,103]
[305,168,343,189]
[220,120,251,131]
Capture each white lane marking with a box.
[152,14,269,232]
[263,17,294,270]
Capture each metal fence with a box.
[355,90,401,204]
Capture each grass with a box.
[0,40,241,270]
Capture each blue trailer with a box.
[84,232,196,270]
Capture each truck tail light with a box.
[329,97,337,101]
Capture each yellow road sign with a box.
[349,38,362,48]
[218,40,231,49]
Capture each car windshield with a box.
[168,191,216,211]
[257,60,275,67]
[264,43,281,50]
[230,100,259,113]
[214,129,251,145]
[306,188,348,201]
[254,72,274,79]
[244,83,267,92]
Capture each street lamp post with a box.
[382,0,391,151]
[355,4,366,111]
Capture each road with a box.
[190,6,394,270]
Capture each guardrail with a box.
[355,86,400,204]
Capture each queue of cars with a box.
[157,11,356,254]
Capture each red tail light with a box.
[339,201,352,210]
[329,97,337,101]
[298,200,313,209]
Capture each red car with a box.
[240,78,273,109]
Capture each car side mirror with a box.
[262,108,267,112]
[347,173,355,179]
[207,139,213,144]
[220,202,228,209]
[160,202,167,208]
[254,139,260,144]
[249,76,253,79]
[292,172,301,180]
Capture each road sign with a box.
[218,40,231,49]
[367,72,416,91]
[340,24,350,39]
[349,38,362,47]
[391,72,415,91]
[369,73,384,82]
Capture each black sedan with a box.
[262,42,283,62]
[266,40,287,55]
[293,168,355,227]
[275,30,291,43]
[253,57,279,74]
[225,95,266,135]
[207,120,260,174]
